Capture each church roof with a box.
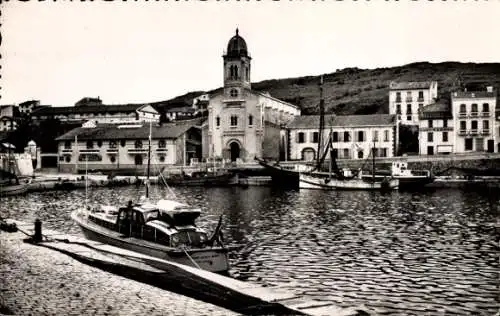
[225,28,249,58]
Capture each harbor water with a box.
[1,185,499,315]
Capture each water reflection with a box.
[1,186,499,315]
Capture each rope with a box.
[181,247,201,270]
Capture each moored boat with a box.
[299,172,399,191]
[71,199,231,273]
[361,161,434,189]
[163,170,238,187]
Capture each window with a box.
[471,120,478,130]
[332,132,339,142]
[64,141,71,149]
[344,131,350,142]
[460,121,466,131]
[230,115,238,126]
[396,104,401,114]
[407,116,412,121]
[483,120,489,130]
[418,91,424,100]
[245,67,249,80]
[158,139,166,148]
[357,131,364,142]
[381,148,387,157]
[384,130,389,142]
[248,115,253,126]
[482,103,489,113]
[109,141,117,149]
[343,148,350,159]
[418,104,423,113]
[406,91,412,101]
[406,104,412,114]
[86,141,94,149]
[216,116,220,127]
[135,140,143,149]
[443,132,448,142]
[459,104,466,113]
[471,103,478,114]
[159,156,165,163]
[428,132,433,142]
[110,156,116,163]
[230,89,238,97]
[396,92,401,102]
[465,138,473,151]
[297,132,305,143]
[443,120,448,128]
[372,130,378,141]
[312,132,319,143]
[65,156,71,163]
[357,150,363,159]
[97,140,103,147]
[120,140,126,147]
[134,155,143,165]
[428,120,433,128]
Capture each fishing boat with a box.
[255,157,312,188]
[71,122,232,273]
[163,169,238,187]
[361,161,434,189]
[0,145,32,197]
[0,170,31,196]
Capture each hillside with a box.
[158,62,500,115]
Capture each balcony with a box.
[470,129,479,135]
[62,148,72,153]
[79,148,100,154]
[481,112,490,117]
[470,111,479,117]
[156,148,168,152]
[128,147,148,154]
[405,98,413,102]
[481,129,490,135]
[106,148,118,153]
[458,129,467,136]
[458,112,467,118]
[417,97,424,102]
[395,98,402,103]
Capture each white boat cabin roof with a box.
[156,199,201,216]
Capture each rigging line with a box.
[150,154,177,199]
[181,247,201,270]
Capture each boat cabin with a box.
[88,199,208,248]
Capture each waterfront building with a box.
[205,29,301,162]
[165,106,196,121]
[18,100,46,115]
[389,81,438,125]
[31,98,160,124]
[451,86,497,153]
[55,119,202,173]
[0,105,19,132]
[418,100,454,155]
[287,114,398,161]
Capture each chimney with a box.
[486,86,493,93]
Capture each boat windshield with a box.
[143,209,160,222]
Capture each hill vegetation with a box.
[157,62,500,115]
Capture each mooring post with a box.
[34,219,42,242]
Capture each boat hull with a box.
[255,158,300,188]
[164,173,238,187]
[71,212,230,273]
[299,174,399,190]
[0,182,29,197]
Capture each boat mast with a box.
[372,139,375,183]
[146,120,152,199]
[316,75,325,170]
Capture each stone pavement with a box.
[0,231,240,316]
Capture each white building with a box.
[418,100,454,155]
[18,100,45,115]
[31,99,160,124]
[389,81,438,125]
[205,29,300,162]
[451,86,497,153]
[55,119,202,173]
[287,114,398,161]
[0,105,18,132]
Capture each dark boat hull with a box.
[255,158,300,189]
[164,173,238,187]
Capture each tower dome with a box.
[226,28,248,58]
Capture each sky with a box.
[1,1,499,107]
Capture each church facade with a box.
[204,29,301,162]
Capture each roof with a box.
[225,28,249,58]
[55,119,202,141]
[419,100,452,119]
[208,87,300,110]
[287,114,396,129]
[451,91,497,99]
[166,106,195,113]
[31,103,157,116]
[389,81,436,90]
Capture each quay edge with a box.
[1,219,373,316]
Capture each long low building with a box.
[55,119,202,174]
[286,114,398,161]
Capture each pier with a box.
[0,220,370,316]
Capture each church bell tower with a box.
[223,28,251,97]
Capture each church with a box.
[203,29,301,162]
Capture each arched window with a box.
[233,65,239,79]
[135,140,143,149]
[460,104,466,114]
[120,140,126,147]
[230,89,238,97]
[97,140,103,147]
[159,156,165,163]
[86,141,94,149]
[110,156,116,163]
[216,116,220,127]
[357,150,364,159]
